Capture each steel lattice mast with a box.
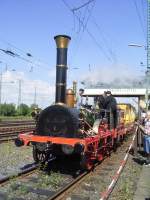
[147,0,150,72]
[145,0,150,110]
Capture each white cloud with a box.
[1,70,55,108]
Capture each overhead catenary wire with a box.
[71,0,117,63]
[0,37,31,56]
[69,0,117,65]
[0,47,52,72]
[71,0,95,36]
[87,10,117,64]
[0,37,52,72]
[81,1,96,33]
[72,0,95,12]
[75,4,89,33]
[62,0,113,62]
[71,0,95,40]
[68,0,96,65]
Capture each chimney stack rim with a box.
[54,35,71,41]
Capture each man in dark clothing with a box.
[105,91,118,129]
[105,91,117,110]
[98,91,107,118]
[98,95,106,109]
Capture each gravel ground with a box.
[0,170,71,200]
[109,152,144,200]
[64,137,143,200]
[0,136,143,200]
[0,142,79,200]
[0,141,34,177]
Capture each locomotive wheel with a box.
[80,154,93,171]
[33,146,49,163]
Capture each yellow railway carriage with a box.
[117,103,136,125]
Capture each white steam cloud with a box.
[82,64,144,88]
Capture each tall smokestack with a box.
[54,35,71,104]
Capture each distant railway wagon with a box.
[117,104,136,125]
[15,35,136,170]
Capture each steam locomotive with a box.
[15,35,135,170]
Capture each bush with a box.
[0,103,41,117]
[17,104,30,116]
[0,103,16,116]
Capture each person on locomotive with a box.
[105,91,118,129]
[97,91,117,129]
[77,88,84,108]
[98,91,107,118]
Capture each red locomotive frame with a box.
[17,120,132,170]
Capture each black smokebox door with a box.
[36,105,79,138]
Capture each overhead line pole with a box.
[34,86,37,105]
[18,79,22,107]
[147,0,150,71]
[146,0,150,111]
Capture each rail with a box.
[0,163,38,185]
[0,125,35,142]
[0,120,35,128]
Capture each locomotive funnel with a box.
[54,35,71,104]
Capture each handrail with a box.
[133,122,145,156]
[138,125,145,133]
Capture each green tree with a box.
[17,104,30,116]
[0,103,16,116]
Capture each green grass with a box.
[0,116,32,121]
[36,172,63,189]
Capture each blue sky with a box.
[0,0,147,107]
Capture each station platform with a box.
[133,163,150,200]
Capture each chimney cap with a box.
[54,35,71,48]
[54,35,71,40]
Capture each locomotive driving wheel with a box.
[33,144,50,163]
[80,154,93,171]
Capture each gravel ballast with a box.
[64,138,142,200]
[0,141,34,177]
[0,136,143,200]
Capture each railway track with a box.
[0,120,35,127]
[0,163,39,185]
[0,130,136,200]
[0,120,35,142]
[48,166,96,200]
[0,129,35,142]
